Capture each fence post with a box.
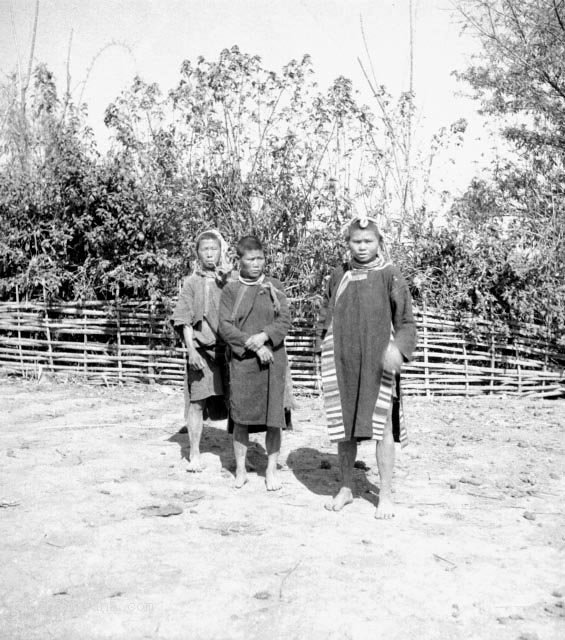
[315,349,322,394]
[82,305,88,375]
[15,285,25,376]
[543,325,550,394]
[148,301,156,384]
[422,301,430,397]
[463,340,469,396]
[489,325,495,394]
[115,289,123,385]
[516,339,522,395]
[42,282,54,372]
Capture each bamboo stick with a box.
[148,302,156,384]
[42,286,54,372]
[82,306,88,374]
[462,340,469,396]
[422,300,430,397]
[15,285,25,376]
[489,325,495,394]
[115,295,123,385]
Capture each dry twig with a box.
[277,560,302,600]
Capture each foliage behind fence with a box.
[1,38,564,339]
[0,298,563,398]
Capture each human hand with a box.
[188,350,206,371]
[256,345,274,365]
[383,342,403,373]
[245,332,268,352]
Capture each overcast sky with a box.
[1,0,498,191]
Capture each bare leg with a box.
[325,440,357,511]
[265,427,282,491]
[186,400,205,472]
[375,416,395,519]
[233,423,249,488]
[181,374,190,432]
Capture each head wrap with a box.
[193,229,232,283]
[342,211,391,268]
[341,210,380,235]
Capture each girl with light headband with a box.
[317,213,417,518]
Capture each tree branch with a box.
[553,0,565,33]
[9,1,23,94]
[60,29,73,125]
[21,0,39,116]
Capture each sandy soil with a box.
[0,375,564,640]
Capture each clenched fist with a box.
[383,342,403,374]
[256,345,274,365]
[188,349,206,371]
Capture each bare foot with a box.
[234,469,248,489]
[186,457,205,473]
[375,492,395,519]
[265,469,282,491]
[324,487,354,512]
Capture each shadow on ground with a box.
[167,425,379,504]
[286,447,380,507]
[167,422,268,475]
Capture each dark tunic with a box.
[318,263,417,442]
[219,277,291,431]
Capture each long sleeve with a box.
[390,268,417,362]
[315,266,343,352]
[218,284,250,357]
[262,279,291,347]
[172,278,195,330]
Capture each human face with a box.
[239,249,265,280]
[348,228,380,263]
[197,238,221,270]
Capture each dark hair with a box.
[236,235,263,258]
[195,231,221,251]
[345,219,383,243]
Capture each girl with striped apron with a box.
[318,216,417,518]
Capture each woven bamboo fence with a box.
[0,298,563,397]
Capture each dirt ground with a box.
[0,375,564,640]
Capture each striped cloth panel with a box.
[320,270,408,446]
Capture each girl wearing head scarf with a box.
[172,230,234,472]
[317,213,417,518]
